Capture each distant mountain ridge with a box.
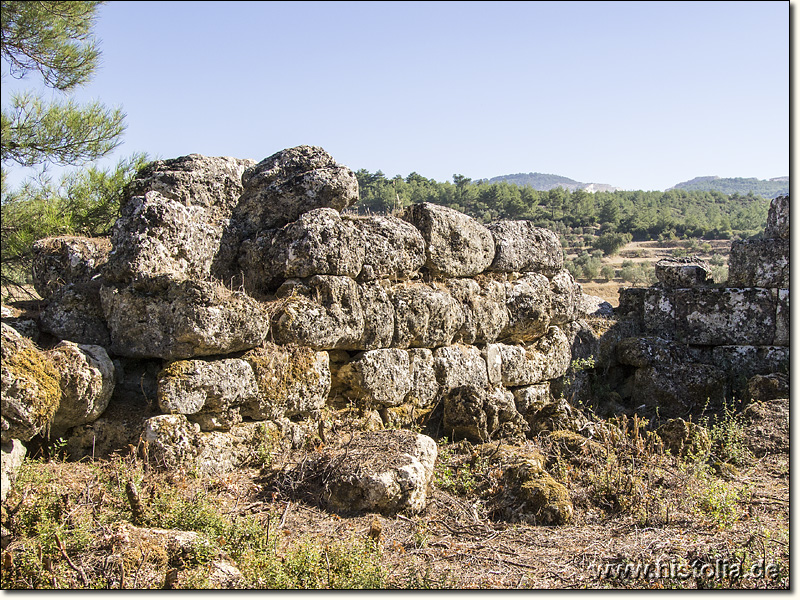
[668,176,789,198]
[484,172,618,193]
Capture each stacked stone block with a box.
[13,145,590,476]
[616,195,789,413]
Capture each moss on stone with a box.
[519,471,573,525]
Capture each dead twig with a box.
[54,532,88,587]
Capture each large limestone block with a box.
[727,238,789,288]
[1,323,61,443]
[500,273,552,343]
[242,208,365,292]
[391,282,465,349]
[322,429,438,515]
[673,287,777,346]
[654,256,713,288]
[631,363,726,419]
[157,358,258,417]
[241,344,330,420]
[487,221,563,276]
[488,326,571,387]
[337,348,412,408]
[442,385,526,443]
[432,344,489,391]
[346,215,426,281]
[235,145,359,234]
[125,154,254,213]
[39,281,111,347]
[31,236,110,299]
[358,280,396,350]
[142,414,199,470]
[511,383,552,425]
[765,194,789,240]
[710,345,790,380]
[615,336,689,368]
[272,275,365,350]
[101,278,270,360]
[407,348,439,408]
[105,191,223,283]
[399,202,495,277]
[549,269,583,324]
[446,277,508,345]
[48,341,116,435]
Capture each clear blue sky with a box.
[3,0,790,191]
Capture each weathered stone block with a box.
[346,215,426,281]
[727,238,789,288]
[489,326,571,387]
[400,202,495,277]
[446,277,508,345]
[101,278,270,360]
[1,323,61,444]
[549,269,582,324]
[39,281,111,347]
[654,256,713,288]
[710,345,790,381]
[433,344,489,391]
[487,221,563,276]
[774,289,789,346]
[32,236,110,299]
[391,282,464,349]
[337,348,412,408]
[631,362,726,419]
[235,145,359,234]
[500,273,552,343]
[765,194,789,240]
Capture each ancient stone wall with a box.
[3,146,597,495]
[609,194,789,417]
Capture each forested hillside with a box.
[668,176,788,198]
[355,170,770,241]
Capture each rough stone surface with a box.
[400,202,495,278]
[32,236,110,299]
[764,194,789,240]
[727,238,789,288]
[549,270,583,324]
[655,256,713,288]
[774,289,789,346]
[1,438,27,502]
[1,323,61,443]
[615,336,688,368]
[527,399,589,436]
[446,277,508,345]
[500,273,552,343]
[580,294,614,318]
[337,348,412,408]
[241,208,364,293]
[746,373,789,403]
[273,276,365,350]
[709,345,789,381]
[442,385,526,443]
[241,344,330,420]
[406,349,439,408]
[490,326,571,387]
[631,362,726,419]
[39,281,111,347]
[391,282,464,349]
[741,397,789,457]
[235,145,359,234]
[101,278,270,360]
[433,344,489,391]
[105,191,225,283]
[142,414,199,470]
[346,215,426,281]
[48,341,116,435]
[512,383,552,426]
[487,221,564,276]
[322,429,438,515]
[157,358,258,419]
[357,280,396,350]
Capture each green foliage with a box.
[355,170,770,241]
[1,153,148,289]
[619,260,656,286]
[672,176,788,199]
[592,231,632,256]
